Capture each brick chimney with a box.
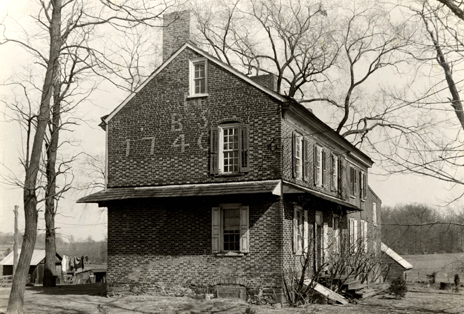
[163,11,192,62]
[250,74,278,92]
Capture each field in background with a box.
[402,253,464,283]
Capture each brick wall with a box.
[281,116,370,210]
[107,48,282,188]
[107,194,284,297]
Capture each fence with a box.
[0,275,13,286]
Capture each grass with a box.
[402,253,464,283]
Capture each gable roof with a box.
[0,250,62,266]
[381,243,413,270]
[101,42,372,166]
[103,42,286,125]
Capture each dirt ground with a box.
[0,283,463,314]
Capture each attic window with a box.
[190,59,207,96]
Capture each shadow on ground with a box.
[26,283,107,296]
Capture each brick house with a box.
[78,11,383,301]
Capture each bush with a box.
[389,277,408,299]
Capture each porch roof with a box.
[282,180,360,211]
[77,180,282,204]
[381,242,413,270]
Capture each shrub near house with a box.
[78,11,382,303]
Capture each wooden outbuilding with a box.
[0,249,62,285]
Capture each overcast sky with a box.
[1,0,463,243]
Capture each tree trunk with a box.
[7,0,62,312]
[43,60,61,288]
[6,196,38,314]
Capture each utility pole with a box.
[13,205,19,276]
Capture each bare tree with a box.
[0,0,176,312]
[194,0,340,96]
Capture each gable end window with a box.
[212,204,249,254]
[210,124,249,175]
[190,59,207,96]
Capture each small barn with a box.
[381,243,413,281]
[0,250,62,285]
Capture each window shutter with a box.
[373,203,377,225]
[363,172,367,199]
[240,125,250,172]
[363,220,368,253]
[334,217,339,254]
[338,157,343,195]
[322,150,327,187]
[313,145,318,185]
[349,218,354,250]
[302,139,308,181]
[303,210,309,254]
[210,127,219,174]
[292,132,297,178]
[323,222,328,262]
[359,171,363,198]
[212,207,221,253]
[293,206,298,254]
[240,206,249,253]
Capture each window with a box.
[360,219,368,253]
[360,171,366,199]
[190,59,207,96]
[210,124,249,175]
[331,155,338,191]
[314,145,322,186]
[293,206,303,255]
[349,218,358,252]
[292,132,303,180]
[212,204,249,254]
[333,215,340,254]
[349,166,357,197]
[373,202,377,226]
[293,206,309,255]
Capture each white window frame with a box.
[212,203,249,254]
[373,202,377,226]
[332,155,338,191]
[189,58,208,97]
[218,124,240,174]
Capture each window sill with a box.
[214,173,245,177]
[187,93,209,99]
[215,252,245,257]
[350,195,355,199]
